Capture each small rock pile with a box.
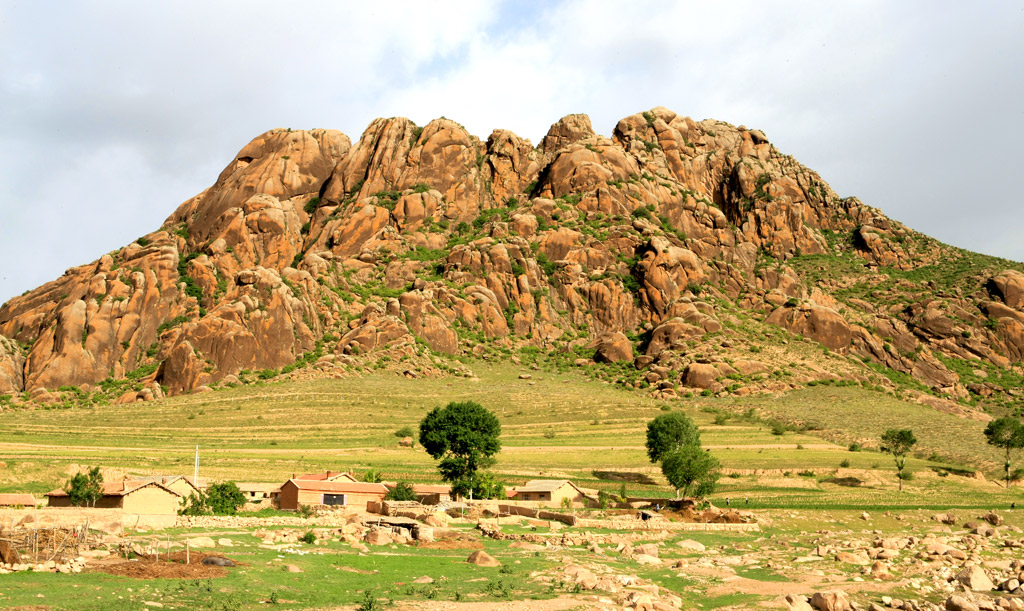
[0,555,87,574]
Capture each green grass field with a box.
[1,361,1021,509]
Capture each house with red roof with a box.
[278,479,387,511]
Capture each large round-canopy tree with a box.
[419,401,502,498]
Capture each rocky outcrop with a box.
[0,335,24,393]
[1,107,1022,404]
[766,304,852,352]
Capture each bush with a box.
[299,531,317,544]
[770,423,786,436]
[848,442,862,452]
[206,482,246,515]
[840,459,851,468]
[385,482,418,501]
[179,482,246,516]
[394,426,415,438]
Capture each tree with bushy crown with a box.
[660,444,721,499]
[645,411,700,463]
[880,428,916,492]
[385,482,418,501]
[419,401,501,498]
[179,481,246,515]
[65,466,103,507]
[984,416,1024,488]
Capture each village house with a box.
[510,480,587,505]
[381,483,452,505]
[277,479,387,511]
[125,475,201,508]
[235,482,280,507]
[45,481,181,515]
[0,493,37,508]
[411,484,451,505]
[294,470,358,482]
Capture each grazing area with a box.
[0,361,1017,506]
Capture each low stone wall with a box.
[0,507,175,533]
[572,518,759,531]
[497,504,579,525]
[176,512,362,530]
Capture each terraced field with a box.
[1,361,1019,510]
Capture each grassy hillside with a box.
[1,362,1020,509]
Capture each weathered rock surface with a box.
[0,107,1022,406]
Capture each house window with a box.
[323,494,346,506]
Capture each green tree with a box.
[65,467,103,507]
[984,417,1024,488]
[362,469,383,483]
[880,429,917,492]
[645,412,700,463]
[660,444,721,499]
[419,401,501,498]
[205,482,246,515]
[385,482,418,501]
[179,482,246,515]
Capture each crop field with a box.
[2,361,1024,611]
[0,362,1020,509]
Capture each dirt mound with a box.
[89,551,235,579]
[664,507,750,524]
[414,539,483,550]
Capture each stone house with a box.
[278,479,387,511]
[45,481,181,515]
[124,475,201,508]
[294,470,358,482]
[0,493,37,508]
[235,482,280,508]
[510,480,587,504]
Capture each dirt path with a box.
[321,597,595,611]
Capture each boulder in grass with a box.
[467,550,500,567]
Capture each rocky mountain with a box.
[2,107,1023,414]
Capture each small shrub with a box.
[357,590,383,611]
[839,459,851,468]
[299,531,317,544]
[394,425,415,438]
[770,423,786,436]
[848,442,862,452]
[385,482,417,501]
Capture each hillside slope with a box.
[1,107,1023,414]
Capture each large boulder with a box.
[809,590,852,611]
[956,565,995,592]
[466,550,500,567]
[682,363,719,389]
[0,335,24,393]
[988,270,1024,310]
[766,304,852,352]
[591,332,634,363]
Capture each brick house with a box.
[294,471,358,482]
[45,481,181,514]
[510,480,587,504]
[277,479,387,511]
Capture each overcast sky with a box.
[2,1,1022,305]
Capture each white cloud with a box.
[1,0,1023,304]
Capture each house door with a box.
[323,494,346,506]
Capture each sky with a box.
[1,1,1023,305]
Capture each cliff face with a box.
[2,107,1023,409]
